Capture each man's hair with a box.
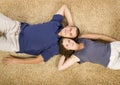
[59,38,75,59]
[73,26,80,39]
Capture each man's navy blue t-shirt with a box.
[18,14,63,61]
[74,38,111,67]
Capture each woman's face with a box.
[62,38,77,50]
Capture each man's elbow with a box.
[62,5,67,9]
[58,67,63,71]
[58,66,64,71]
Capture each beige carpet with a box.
[0,0,120,85]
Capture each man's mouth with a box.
[65,30,67,34]
[71,42,73,47]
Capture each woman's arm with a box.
[2,54,44,65]
[58,55,80,71]
[80,33,117,42]
[55,5,73,26]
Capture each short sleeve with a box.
[41,44,59,62]
[50,14,64,24]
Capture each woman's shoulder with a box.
[71,55,80,62]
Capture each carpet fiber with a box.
[0,0,120,85]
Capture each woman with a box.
[58,33,120,70]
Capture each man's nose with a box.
[67,29,71,32]
[67,28,70,31]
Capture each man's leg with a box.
[0,13,20,51]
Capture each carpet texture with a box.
[0,0,120,85]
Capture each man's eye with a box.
[68,40,70,43]
[66,44,68,47]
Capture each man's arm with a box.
[2,54,44,65]
[58,55,80,71]
[56,5,73,26]
[80,33,117,42]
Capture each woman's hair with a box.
[59,38,75,59]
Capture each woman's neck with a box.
[77,43,84,50]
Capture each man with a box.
[1,5,79,64]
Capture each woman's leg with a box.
[107,41,120,70]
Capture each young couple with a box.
[1,5,120,70]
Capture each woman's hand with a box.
[58,55,80,71]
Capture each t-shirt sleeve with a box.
[50,14,64,24]
[41,44,59,62]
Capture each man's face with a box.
[59,26,77,38]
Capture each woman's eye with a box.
[68,40,70,43]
